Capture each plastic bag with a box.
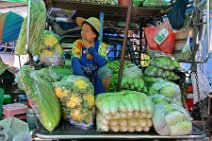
[152,104,192,136]
[167,0,189,30]
[180,37,192,61]
[150,55,180,70]
[144,66,179,81]
[144,20,175,54]
[17,66,61,132]
[53,75,95,129]
[39,31,64,66]
[123,64,142,78]
[149,80,182,105]
[191,71,212,104]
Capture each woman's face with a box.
[81,23,96,43]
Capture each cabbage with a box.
[165,111,184,125]
[159,86,176,98]
[169,121,192,136]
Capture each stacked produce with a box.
[149,80,182,106]
[17,66,61,132]
[15,0,46,55]
[144,56,180,81]
[39,31,64,66]
[144,66,179,81]
[106,60,131,92]
[80,0,117,5]
[53,75,95,129]
[95,91,153,132]
[152,104,192,136]
[121,64,147,93]
[149,56,180,70]
[140,54,150,67]
[144,55,180,90]
[143,0,170,8]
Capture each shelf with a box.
[35,119,206,140]
[45,1,165,22]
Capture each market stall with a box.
[2,0,211,140]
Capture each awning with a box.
[0,11,24,42]
[0,1,27,9]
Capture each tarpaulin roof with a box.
[0,11,24,42]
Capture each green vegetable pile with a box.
[143,0,170,8]
[149,80,182,106]
[121,76,147,93]
[144,66,179,81]
[106,60,131,92]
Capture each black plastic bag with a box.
[167,0,189,30]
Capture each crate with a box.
[3,103,27,118]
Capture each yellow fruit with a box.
[70,108,88,121]
[82,93,94,109]
[55,87,63,99]
[54,44,63,55]
[62,89,69,97]
[42,50,53,57]
[66,94,82,108]
[74,80,88,89]
[44,34,58,47]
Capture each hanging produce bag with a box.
[144,20,175,54]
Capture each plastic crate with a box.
[3,103,27,118]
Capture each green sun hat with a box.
[76,17,100,33]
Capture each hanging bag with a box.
[167,0,189,30]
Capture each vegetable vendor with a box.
[71,17,112,95]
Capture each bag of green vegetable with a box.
[17,66,61,132]
[121,76,147,93]
[106,60,131,92]
[144,66,179,81]
[180,37,192,61]
[150,55,180,70]
[95,91,154,132]
[152,104,192,136]
[53,75,95,129]
[123,64,142,79]
[143,0,170,8]
[150,80,180,97]
[149,80,182,105]
[15,0,46,56]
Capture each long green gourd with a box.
[18,66,61,132]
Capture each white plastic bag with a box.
[123,64,142,78]
[191,71,212,104]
